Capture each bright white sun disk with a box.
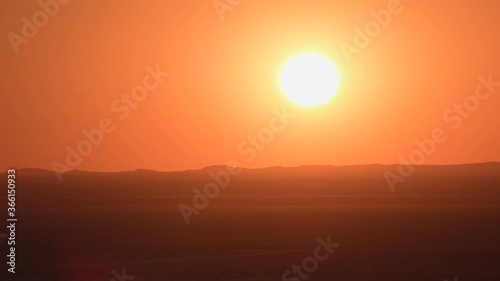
[279,53,340,106]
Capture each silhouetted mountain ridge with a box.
[3,162,499,181]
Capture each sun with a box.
[279,53,340,107]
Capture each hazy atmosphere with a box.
[1,1,499,281]
[1,0,500,173]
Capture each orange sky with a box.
[1,0,499,173]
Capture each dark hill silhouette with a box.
[5,162,500,181]
[1,163,499,280]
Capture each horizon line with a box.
[2,161,500,175]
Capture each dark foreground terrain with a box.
[1,163,499,281]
